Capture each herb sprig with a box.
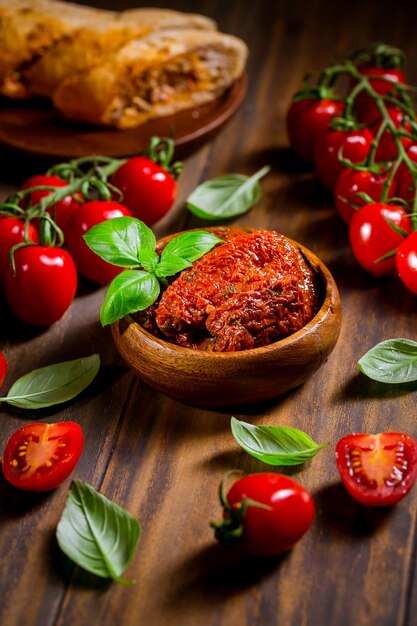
[84,217,222,326]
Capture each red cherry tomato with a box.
[65,200,132,285]
[315,128,373,191]
[371,107,413,163]
[2,422,83,491]
[396,232,417,295]
[286,98,344,162]
[111,157,176,226]
[0,352,7,388]
[0,216,38,291]
[5,245,77,326]
[349,202,412,276]
[336,432,417,507]
[354,65,407,122]
[213,473,314,556]
[20,175,80,232]
[396,145,417,205]
[334,168,396,225]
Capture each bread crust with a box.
[53,29,248,128]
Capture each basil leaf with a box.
[138,248,159,273]
[160,231,223,263]
[186,166,270,220]
[231,417,328,466]
[101,270,160,326]
[1,354,100,409]
[84,217,156,268]
[56,480,140,584]
[358,338,417,383]
[155,255,192,278]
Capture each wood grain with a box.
[0,1,417,626]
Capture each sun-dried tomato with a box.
[138,230,319,352]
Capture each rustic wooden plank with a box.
[0,1,417,626]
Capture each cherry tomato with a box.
[20,175,80,232]
[349,202,412,276]
[213,473,314,556]
[354,65,407,122]
[2,422,83,491]
[111,157,176,226]
[396,232,417,295]
[336,432,417,507]
[5,245,77,326]
[314,127,373,191]
[0,352,7,388]
[286,98,344,162]
[0,216,38,291]
[65,200,132,285]
[372,107,413,163]
[396,145,417,206]
[334,168,396,225]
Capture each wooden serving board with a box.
[0,75,247,159]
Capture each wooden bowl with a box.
[111,228,342,407]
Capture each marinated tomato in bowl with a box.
[135,229,320,352]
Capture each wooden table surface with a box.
[1,1,417,625]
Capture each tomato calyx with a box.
[210,471,272,548]
[146,136,183,179]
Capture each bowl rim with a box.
[114,227,340,360]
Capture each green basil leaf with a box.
[231,417,328,466]
[101,270,160,326]
[56,480,140,584]
[160,231,223,263]
[138,248,159,273]
[358,338,417,383]
[155,255,192,278]
[186,166,270,220]
[84,217,156,267]
[1,354,100,409]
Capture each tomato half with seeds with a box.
[2,422,83,491]
[336,432,417,507]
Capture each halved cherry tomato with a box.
[20,175,80,232]
[286,97,344,162]
[314,127,373,191]
[349,202,412,276]
[111,157,176,226]
[212,473,314,556]
[2,422,83,491]
[65,200,132,285]
[0,216,38,291]
[5,245,77,326]
[396,232,417,295]
[336,432,417,506]
[0,352,7,388]
[334,168,396,225]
